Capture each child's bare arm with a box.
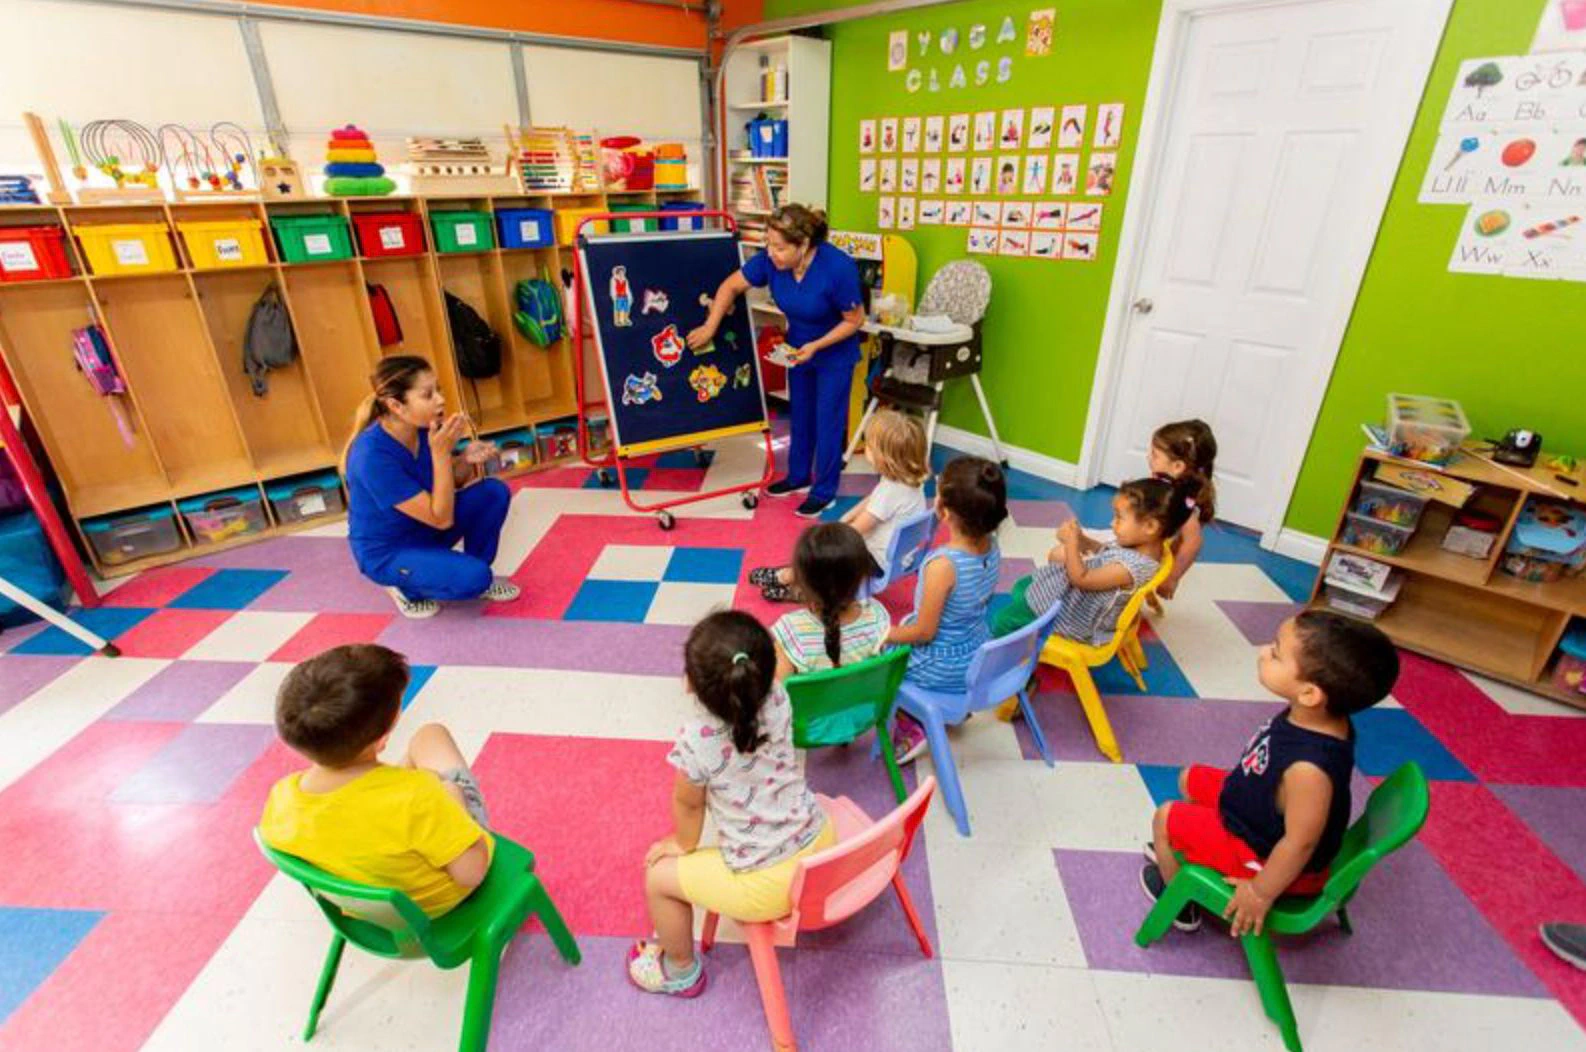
[840,493,871,528]
[1058,521,1134,592]
[444,836,492,889]
[847,508,882,536]
[671,774,707,852]
[885,557,955,645]
[774,641,797,682]
[1160,517,1203,598]
[1223,764,1331,936]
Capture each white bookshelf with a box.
[722,34,831,235]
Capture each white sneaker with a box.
[387,587,440,619]
[481,578,521,602]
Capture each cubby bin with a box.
[178,485,269,546]
[353,212,425,258]
[430,211,495,253]
[587,410,611,455]
[265,471,345,525]
[1353,479,1426,529]
[608,203,658,233]
[177,219,269,269]
[492,427,539,474]
[536,418,579,462]
[75,222,178,276]
[659,201,707,231]
[1340,511,1415,556]
[270,215,353,263]
[555,207,608,244]
[496,208,555,249]
[82,505,183,566]
[1552,623,1586,696]
[0,226,73,281]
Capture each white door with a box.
[1097,0,1449,535]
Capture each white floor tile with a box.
[927,835,1086,967]
[197,662,293,725]
[644,581,736,626]
[0,656,167,792]
[185,611,315,663]
[1150,597,1271,702]
[400,665,689,742]
[1043,763,1158,853]
[1176,562,1293,603]
[916,757,1060,845]
[1464,671,1586,719]
[943,960,1113,1052]
[588,543,674,582]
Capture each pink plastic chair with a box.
[700,778,937,1052]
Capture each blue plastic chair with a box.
[893,602,1063,835]
[862,507,938,599]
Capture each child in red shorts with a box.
[1142,611,1399,934]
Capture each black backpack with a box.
[243,285,298,396]
[445,291,501,379]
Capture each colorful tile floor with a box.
[1,431,1584,1051]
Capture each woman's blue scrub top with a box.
[742,241,864,362]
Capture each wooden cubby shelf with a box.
[0,186,700,576]
[1312,448,1586,713]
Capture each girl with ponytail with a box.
[631,611,834,998]
[1148,419,1218,602]
[769,522,891,678]
[341,355,520,620]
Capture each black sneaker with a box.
[1140,863,1202,932]
[1541,923,1586,970]
[795,496,833,518]
[765,478,810,498]
[748,566,784,586]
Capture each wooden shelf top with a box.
[1365,445,1585,502]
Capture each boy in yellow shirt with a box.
[259,644,493,916]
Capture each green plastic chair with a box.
[1134,762,1430,1052]
[255,829,580,1052]
[784,646,912,805]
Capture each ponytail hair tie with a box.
[1185,496,1197,509]
[731,651,750,666]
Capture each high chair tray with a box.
[861,320,974,345]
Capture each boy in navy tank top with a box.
[1142,611,1399,934]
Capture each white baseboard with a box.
[1272,528,1329,566]
[934,424,1080,488]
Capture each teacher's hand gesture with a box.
[429,413,469,458]
[686,323,717,350]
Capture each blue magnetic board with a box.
[579,231,766,455]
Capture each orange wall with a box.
[249,0,765,51]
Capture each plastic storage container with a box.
[353,212,425,257]
[608,203,658,233]
[1500,500,1586,583]
[493,427,539,474]
[75,223,178,276]
[496,208,555,249]
[1321,572,1402,621]
[1553,624,1586,695]
[536,419,579,462]
[587,410,611,455]
[265,471,345,526]
[1386,393,1470,467]
[270,214,353,263]
[430,211,495,254]
[177,485,269,546]
[555,207,609,244]
[0,225,72,282]
[1441,510,1502,559]
[659,201,707,231]
[0,510,68,626]
[1341,511,1415,556]
[1353,479,1426,529]
[82,505,183,566]
[177,219,269,269]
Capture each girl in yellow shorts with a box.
[629,611,834,997]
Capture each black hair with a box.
[937,456,1007,539]
[684,610,776,754]
[791,523,874,668]
[1117,475,1201,539]
[1291,611,1400,717]
[275,644,409,766]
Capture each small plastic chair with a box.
[785,646,912,804]
[1135,762,1431,1052]
[255,829,580,1052]
[700,777,937,1052]
[894,602,1063,835]
[861,505,938,599]
[1000,545,1175,763]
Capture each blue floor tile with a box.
[1137,763,1183,806]
[664,547,744,584]
[1090,641,1197,698]
[9,607,154,656]
[1353,708,1475,781]
[168,569,288,610]
[563,580,657,622]
[656,449,712,469]
[820,495,863,522]
[584,467,649,490]
[0,905,104,1024]
[402,665,438,711]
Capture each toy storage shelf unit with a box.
[1310,447,1586,713]
[0,188,698,578]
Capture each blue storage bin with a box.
[265,471,345,525]
[769,119,788,158]
[177,485,268,546]
[747,118,773,159]
[660,201,708,231]
[0,510,68,626]
[497,208,555,249]
[82,505,183,566]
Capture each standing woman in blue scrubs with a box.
[341,355,521,619]
[689,205,865,518]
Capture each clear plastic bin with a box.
[1354,479,1426,529]
[1321,578,1400,621]
[177,485,269,546]
[1387,394,1469,467]
[82,505,183,566]
[265,471,345,525]
[1341,511,1415,556]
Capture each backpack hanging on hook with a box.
[243,284,298,396]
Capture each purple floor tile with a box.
[1491,784,1586,885]
[1054,846,1545,997]
[0,655,79,716]
[1217,600,1303,647]
[838,473,878,497]
[997,556,1036,592]
[1007,499,1074,529]
[206,538,398,614]
[187,535,341,572]
[103,661,254,722]
[0,621,45,654]
[1016,693,1285,766]
[380,615,692,676]
[110,723,277,804]
[789,946,948,1050]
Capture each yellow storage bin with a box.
[555,207,609,244]
[177,219,269,269]
[75,223,179,276]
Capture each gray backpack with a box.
[244,285,298,396]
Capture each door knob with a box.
[1132,297,1153,314]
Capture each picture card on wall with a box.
[881,118,899,153]
[1067,202,1103,231]
[972,201,1001,226]
[924,116,945,153]
[900,158,919,193]
[1086,152,1116,196]
[921,158,942,194]
[1533,0,1586,53]
[945,200,972,226]
[999,109,1025,150]
[996,155,1020,195]
[1063,232,1098,260]
[860,120,877,154]
[888,30,908,72]
[970,156,993,195]
[1022,154,1050,195]
[878,196,896,229]
[918,199,945,225]
[1001,229,1031,256]
[859,159,877,192]
[898,197,917,230]
[880,159,898,192]
[945,157,966,194]
[1026,8,1055,57]
[967,227,1000,254]
[949,113,971,152]
[902,117,922,153]
[1448,199,1517,274]
[1094,103,1125,148]
[1059,105,1087,149]
[1001,201,1032,228]
[1053,153,1080,195]
[1505,204,1583,280]
[1030,231,1061,259]
[1028,107,1055,150]
[1033,201,1067,229]
[973,112,997,151]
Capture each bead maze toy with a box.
[158,122,258,200]
[404,137,516,195]
[64,118,166,202]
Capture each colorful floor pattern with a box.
[1,430,1584,1052]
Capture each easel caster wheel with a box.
[658,511,676,531]
[597,469,615,487]
[741,492,759,510]
[99,643,122,658]
[693,449,713,468]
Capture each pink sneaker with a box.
[626,941,707,997]
[893,713,930,765]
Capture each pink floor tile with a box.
[269,612,396,662]
[98,566,215,609]
[110,609,235,660]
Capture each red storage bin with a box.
[352,212,425,257]
[0,226,73,282]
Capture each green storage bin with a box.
[431,211,496,253]
[608,203,659,233]
[270,214,353,263]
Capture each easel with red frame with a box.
[569,209,774,530]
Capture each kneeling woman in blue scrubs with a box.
[342,355,520,619]
[690,204,865,518]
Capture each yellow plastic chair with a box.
[998,546,1173,763]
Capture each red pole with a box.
[0,402,100,609]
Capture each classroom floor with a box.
[1,427,1584,1052]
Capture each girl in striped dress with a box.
[885,456,1007,763]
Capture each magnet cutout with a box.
[641,288,669,315]
[689,364,728,402]
[610,266,633,327]
[733,363,752,388]
[624,372,663,405]
[651,324,687,367]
